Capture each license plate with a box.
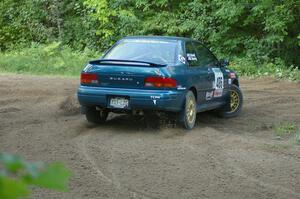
[109,97,129,109]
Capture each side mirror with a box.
[219,59,229,67]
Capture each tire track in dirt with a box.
[76,133,160,199]
[78,126,299,199]
[184,130,300,198]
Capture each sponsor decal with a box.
[151,96,160,105]
[177,86,186,90]
[178,55,186,64]
[151,96,160,99]
[206,91,214,100]
[152,100,157,105]
[187,53,198,61]
[214,89,223,97]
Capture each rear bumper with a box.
[77,86,186,112]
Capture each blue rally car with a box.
[77,36,243,129]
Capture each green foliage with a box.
[31,163,71,191]
[0,152,71,199]
[0,0,299,77]
[0,178,29,199]
[83,0,300,67]
[0,43,100,76]
[274,122,298,137]
[0,0,99,51]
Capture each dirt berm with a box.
[0,74,299,199]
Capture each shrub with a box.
[274,122,298,137]
[230,58,300,82]
[0,42,100,76]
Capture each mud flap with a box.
[219,91,231,112]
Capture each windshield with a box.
[103,39,178,64]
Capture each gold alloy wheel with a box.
[186,98,196,123]
[229,90,240,113]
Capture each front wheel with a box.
[85,107,108,124]
[217,84,243,118]
[179,91,197,130]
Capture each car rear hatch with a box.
[84,59,169,89]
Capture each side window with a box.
[194,43,218,67]
[185,42,199,67]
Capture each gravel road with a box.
[0,75,299,199]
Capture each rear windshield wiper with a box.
[89,59,167,67]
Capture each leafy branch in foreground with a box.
[0,152,71,199]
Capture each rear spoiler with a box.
[89,59,167,67]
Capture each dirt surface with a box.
[0,74,300,199]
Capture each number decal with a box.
[212,68,224,97]
[216,77,223,89]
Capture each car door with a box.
[194,42,228,105]
[185,41,214,106]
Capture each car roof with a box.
[123,36,194,42]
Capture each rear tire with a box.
[85,107,108,124]
[179,91,197,130]
[217,84,243,118]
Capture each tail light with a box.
[81,73,99,84]
[144,77,177,88]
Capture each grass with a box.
[259,123,300,151]
[274,122,298,137]
[230,58,300,82]
[0,43,299,81]
[259,122,299,151]
[0,42,100,76]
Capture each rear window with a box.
[103,39,178,64]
